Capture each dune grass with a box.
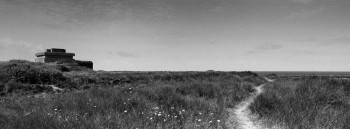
[0,71,266,129]
[249,77,350,129]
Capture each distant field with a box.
[256,71,350,78]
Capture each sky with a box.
[0,0,349,71]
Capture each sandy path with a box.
[225,78,274,129]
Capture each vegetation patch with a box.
[0,60,267,128]
[249,77,350,128]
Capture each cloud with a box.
[285,7,324,19]
[0,37,32,48]
[291,0,313,4]
[319,36,350,46]
[297,36,350,46]
[0,37,44,53]
[288,50,324,55]
[245,43,283,55]
[108,51,139,58]
[32,44,44,53]
[0,37,44,60]
[1,0,174,29]
[256,43,283,50]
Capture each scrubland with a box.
[249,77,350,129]
[3,60,348,129]
[0,60,266,128]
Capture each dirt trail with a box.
[225,78,273,129]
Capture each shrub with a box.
[0,60,64,84]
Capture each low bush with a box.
[0,60,64,84]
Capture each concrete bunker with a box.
[35,48,93,69]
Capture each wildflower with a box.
[54,109,58,111]
[217,120,221,122]
[197,119,202,122]
[124,110,128,113]
[209,121,212,123]
[150,117,153,120]
[158,114,161,116]
[199,112,202,115]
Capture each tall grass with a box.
[0,71,266,129]
[250,77,350,129]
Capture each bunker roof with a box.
[35,48,75,57]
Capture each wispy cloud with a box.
[296,36,350,46]
[288,49,324,55]
[291,0,313,4]
[9,0,174,29]
[285,7,324,19]
[108,51,139,58]
[0,37,44,52]
[0,37,32,48]
[256,43,283,50]
[320,36,350,46]
[246,43,283,55]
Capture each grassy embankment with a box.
[250,77,350,129]
[0,60,266,128]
